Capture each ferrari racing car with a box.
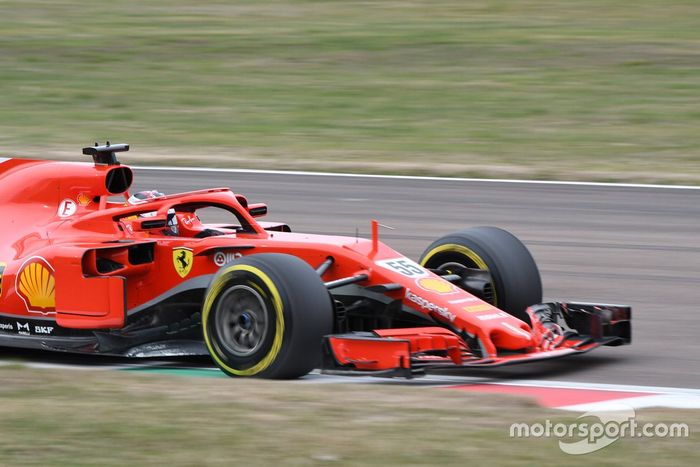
[0,143,631,378]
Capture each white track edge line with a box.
[3,360,699,395]
[131,165,700,191]
[308,372,700,395]
[465,379,700,396]
[2,158,698,190]
[559,394,700,411]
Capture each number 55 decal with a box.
[376,257,428,277]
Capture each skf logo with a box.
[172,247,193,278]
[0,262,5,298]
[16,257,56,313]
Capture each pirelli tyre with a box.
[202,253,333,379]
[419,227,542,323]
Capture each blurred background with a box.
[1,0,699,182]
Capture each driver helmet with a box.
[127,190,165,205]
[127,190,178,235]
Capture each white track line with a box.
[0,359,178,372]
[4,359,699,396]
[560,394,700,411]
[4,360,700,409]
[453,378,700,396]
[3,157,699,189]
[132,165,700,191]
[306,372,700,395]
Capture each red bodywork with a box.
[0,155,630,375]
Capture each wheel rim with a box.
[423,246,498,306]
[436,259,497,305]
[434,260,469,274]
[214,284,269,357]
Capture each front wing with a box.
[321,302,631,378]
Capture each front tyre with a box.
[420,227,542,323]
[202,254,333,379]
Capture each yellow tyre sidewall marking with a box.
[420,243,497,306]
[202,264,285,376]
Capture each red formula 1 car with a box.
[0,144,631,378]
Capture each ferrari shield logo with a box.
[172,248,193,278]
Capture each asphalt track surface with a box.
[7,168,700,389]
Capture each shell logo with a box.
[16,257,56,313]
[416,277,456,294]
[76,192,92,206]
[463,304,492,313]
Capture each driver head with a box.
[127,190,165,205]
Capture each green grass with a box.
[0,367,698,466]
[1,1,700,182]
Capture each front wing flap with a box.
[321,302,631,378]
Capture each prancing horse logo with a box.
[172,247,193,278]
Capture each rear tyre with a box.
[419,227,542,323]
[202,253,333,378]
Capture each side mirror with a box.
[132,215,169,231]
[248,203,267,218]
